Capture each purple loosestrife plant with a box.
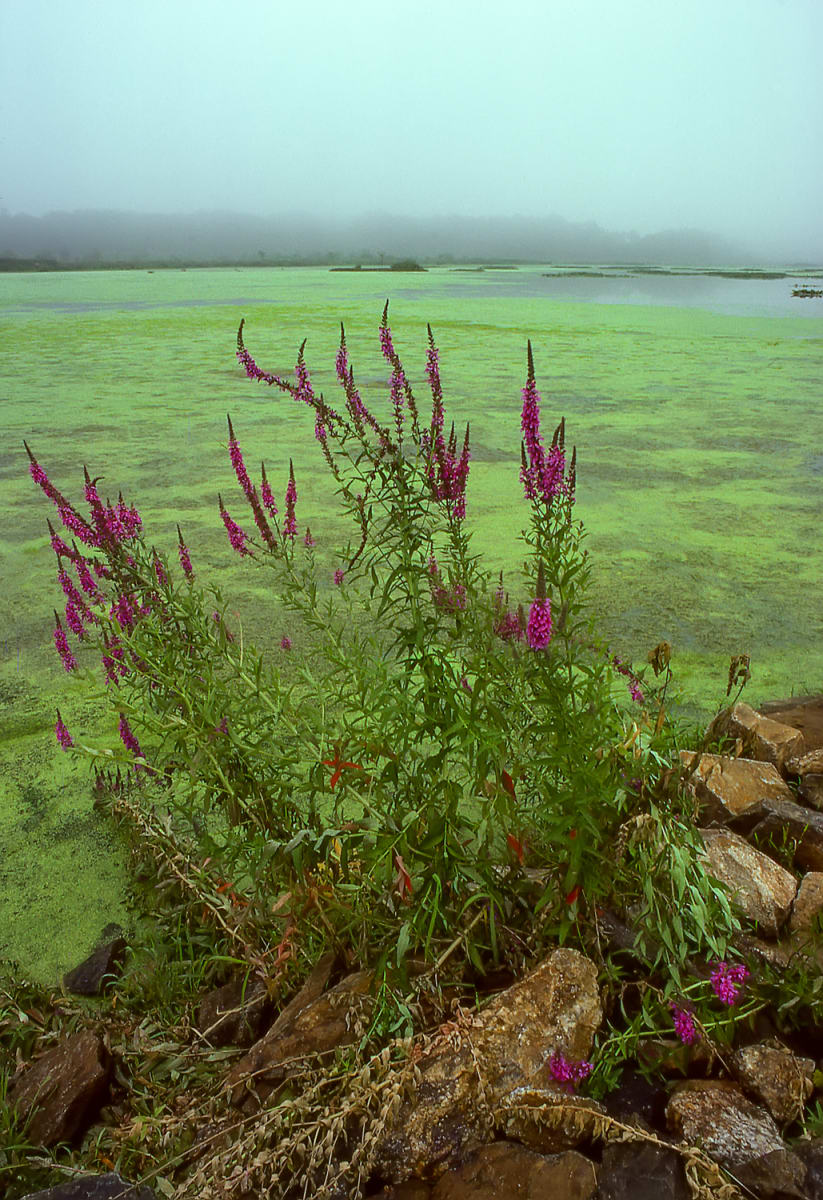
[28,308,729,1015]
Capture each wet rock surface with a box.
[375,948,602,1182]
[19,1174,156,1200]
[700,827,797,934]
[428,1143,597,1200]
[750,796,823,871]
[8,1030,111,1147]
[789,870,823,933]
[597,1140,689,1200]
[666,1079,807,1197]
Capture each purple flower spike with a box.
[118,713,143,759]
[53,613,77,672]
[334,568,345,586]
[526,597,552,650]
[280,635,292,650]
[261,463,278,518]
[219,494,249,556]
[55,709,73,750]
[669,1002,698,1045]
[710,961,750,1006]
[304,527,315,548]
[177,525,194,580]
[283,461,297,540]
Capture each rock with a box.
[794,1138,823,1199]
[680,752,794,821]
[7,1030,110,1147]
[429,1143,597,1200]
[731,1041,814,1125]
[666,1080,807,1197]
[787,750,823,809]
[63,936,127,996]
[597,1140,689,1200]
[602,1069,667,1133]
[375,948,602,1182]
[708,703,805,770]
[700,827,797,935]
[227,962,371,1108]
[790,872,823,934]
[749,797,823,871]
[375,1184,433,1200]
[195,971,271,1047]
[19,1173,156,1200]
[495,1087,607,1154]
[760,694,823,753]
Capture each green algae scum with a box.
[1,264,821,983]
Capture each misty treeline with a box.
[0,208,751,267]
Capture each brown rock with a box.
[430,1143,597,1200]
[375,948,602,1182]
[19,1173,157,1199]
[376,1184,433,1200]
[62,936,127,996]
[786,750,823,809]
[495,1087,607,1154]
[680,752,794,821]
[789,872,823,934]
[750,797,823,871]
[598,1140,689,1200]
[731,1041,814,1125]
[195,972,271,1047]
[226,964,372,1107]
[700,827,797,935]
[709,703,805,770]
[7,1030,110,1147]
[666,1079,806,1197]
[760,694,823,753]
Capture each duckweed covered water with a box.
[1,265,821,981]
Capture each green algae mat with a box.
[1,265,821,983]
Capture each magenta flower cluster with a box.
[669,1002,698,1045]
[526,597,552,650]
[611,655,645,705]
[547,1051,593,1090]
[427,558,467,614]
[419,330,471,521]
[55,710,73,750]
[518,344,574,507]
[710,961,749,1006]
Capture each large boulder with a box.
[374,948,602,1183]
[680,752,794,821]
[7,1030,110,1147]
[749,797,823,871]
[62,932,127,996]
[760,695,823,753]
[666,1080,807,1197]
[699,827,797,935]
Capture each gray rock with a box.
[731,1041,814,1125]
[793,1138,823,1199]
[666,1079,807,1197]
[700,827,797,935]
[597,1140,689,1200]
[20,1173,155,1200]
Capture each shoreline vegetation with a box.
[3,311,823,1199]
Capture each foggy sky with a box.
[1,0,821,261]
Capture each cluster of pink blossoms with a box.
[710,961,750,1006]
[547,1051,593,1090]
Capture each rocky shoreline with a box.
[6,696,823,1200]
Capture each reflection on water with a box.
[443,268,823,318]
